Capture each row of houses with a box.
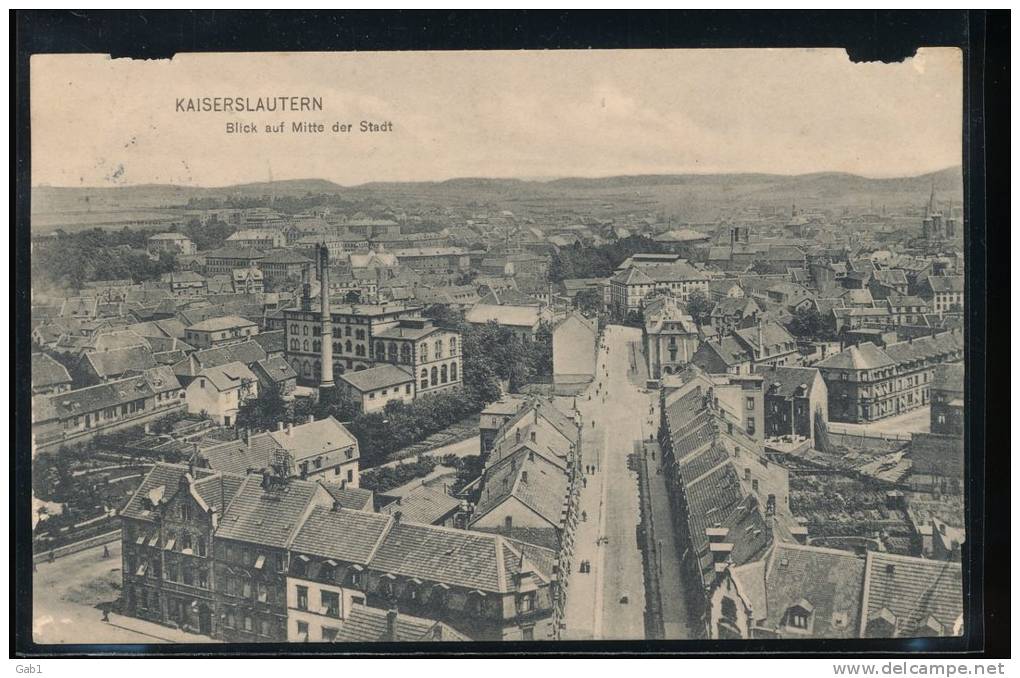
[656,367,964,640]
[119,461,553,642]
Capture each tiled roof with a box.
[761,542,866,638]
[815,342,895,371]
[197,433,283,476]
[321,484,374,512]
[32,353,71,389]
[882,331,963,367]
[204,246,266,260]
[333,604,471,643]
[873,269,908,286]
[121,463,224,522]
[49,373,157,417]
[269,416,359,463]
[733,321,795,354]
[196,361,257,392]
[84,345,157,379]
[215,475,328,548]
[473,449,568,530]
[175,340,268,378]
[186,315,257,332]
[253,356,297,385]
[369,522,519,593]
[925,275,964,293]
[611,266,655,286]
[380,485,460,525]
[465,304,546,328]
[290,506,393,564]
[260,249,312,265]
[192,472,246,516]
[860,551,963,637]
[754,365,821,398]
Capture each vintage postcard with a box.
[28,48,966,647]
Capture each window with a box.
[347,470,354,483]
[435,340,443,358]
[243,615,253,632]
[322,590,340,618]
[242,577,252,598]
[322,626,339,642]
[751,479,759,492]
[449,337,457,355]
[441,364,448,384]
[746,416,756,435]
[421,369,429,390]
[518,592,535,613]
[789,609,810,629]
[405,384,411,394]
[296,586,309,611]
[431,367,438,386]
[260,619,271,637]
[257,581,269,603]
[721,596,738,622]
[522,627,534,641]
[746,397,754,411]
[450,362,457,381]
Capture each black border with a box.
[12,9,1008,659]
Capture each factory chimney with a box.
[318,244,335,393]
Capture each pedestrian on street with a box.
[583,477,587,488]
[582,510,587,522]
[102,544,110,559]
[102,607,110,622]
[48,550,55,563]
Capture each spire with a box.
[927,179,937,217]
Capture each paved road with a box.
[827,406,930,437]
[562,324,652,640]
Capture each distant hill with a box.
[31,167,962,232]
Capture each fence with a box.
[33,529,121,564]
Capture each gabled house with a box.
[185,361,259,426]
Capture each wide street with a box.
[562,324,668,640]
[32,540,217,644]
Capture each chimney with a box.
[319,245,335,393]
[393,511,402,524]
[307,414,315,424]
[287,422,293,436]
[386,607,398,642]
[277,421,284,432]
[521,471,529,484]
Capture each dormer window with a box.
[787,601,813,630]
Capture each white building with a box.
[185,361,258,426]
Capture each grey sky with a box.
[31,48,962,187]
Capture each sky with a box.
[30,48,963,188]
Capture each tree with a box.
[574,288,603,316]
[625,309,644,328]
[749,260,773,275]
[685,289,714,326]
[235,381,289,432]
[788,306,824,339]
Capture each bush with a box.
[359,458,439,493]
